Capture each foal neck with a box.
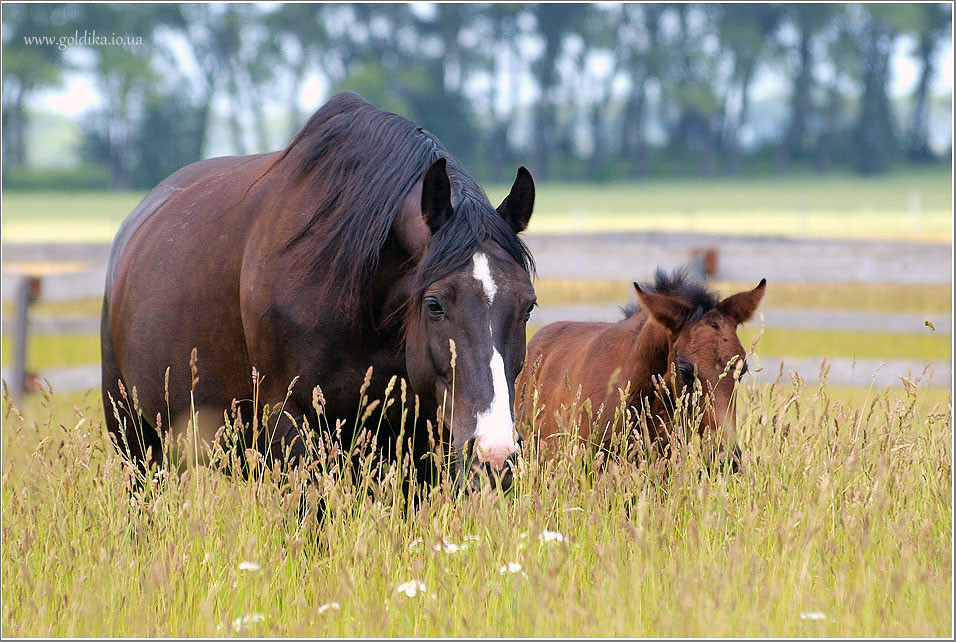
[623,312,672,402]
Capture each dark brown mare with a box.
[101,92,537,489]
[515,269,765,464]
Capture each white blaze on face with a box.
[471,252,518,470]
[472,252,497,302]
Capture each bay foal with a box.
[515,269,766,463]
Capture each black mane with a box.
[280,91,533,318]
[624,267,719,322]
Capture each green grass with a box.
[1,297,104,319]
[525,325,949,363]
[1,334,100,371]
[2,168,952,243]
[487,167,953,242]
[3,173,950,635]
[2,325,948,374]
[740,327,951,362]
[1,191,146,242]
[2,379,951,636]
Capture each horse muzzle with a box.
[453,431,522,492]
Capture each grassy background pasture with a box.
[1,170,952,636]
[2,319,952,373]
[1,167,952,243]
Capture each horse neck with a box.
[622,311,672,404]
[371,237,420,334]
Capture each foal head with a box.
[633,270,766,460]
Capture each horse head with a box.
[634,275,766,466]
[399,158,536,490]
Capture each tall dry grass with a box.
[1,363,951,637]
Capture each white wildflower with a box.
[317,602,340,614]
[231,613,265,633]
[499,562,523,574]
[238,560,260,572]
[407,538,423,551]
[433,537,465,554]
[539,530,566,544]
[396,579,427,597]
[799,611,827,621]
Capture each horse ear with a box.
[634,282,693,334]
[717,279,767,325]
[421,157,453,234]
[496,166,535,233]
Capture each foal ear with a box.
[717,278,767,325]
[496,166,535,233]
[421,157,453,234]
[634,282,693,334]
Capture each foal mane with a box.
[624,268,719,324]
[278,91,532,320]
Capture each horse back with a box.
[103,152,282,428]
[105,153,280,301]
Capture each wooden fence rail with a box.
[2,234,951,397]
[1,264,105,399]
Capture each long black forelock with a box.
[625,267,719,322]
[411,182,535,311]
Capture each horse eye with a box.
[424,296,444,319]
[523,301,536,322]
[737,360,749,379]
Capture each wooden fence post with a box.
[10,276,40,400]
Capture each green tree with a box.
[528,3,587,180]
[474,4,525,180]
[617,3,666,178]
[776,4,835,171]
[1,3,65,170]
[717,3,784,174]
[905,3,952,161]
[264,4,330,138]
[664,4,724,176]
[852,3,922,174]
[406,3,482,164]
[72,3,178,188]
[129,91,206,189]
[815,9,856,172]
[572,4,619,179]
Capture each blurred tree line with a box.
[2,2,952,189]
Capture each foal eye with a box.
[677,358,696,387]
[424,296,444,319]
[737,360,749,379]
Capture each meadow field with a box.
[1,374,951,637]
[1,167,952,243]
[1,169,952,636]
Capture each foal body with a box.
[516,270,766,457]
[516,307,670,448]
